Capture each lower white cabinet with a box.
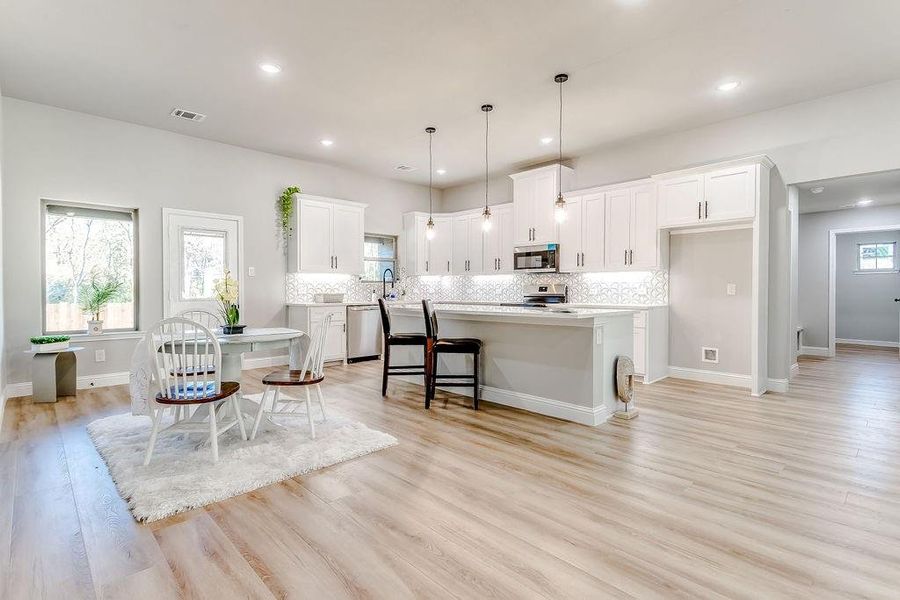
[288,305,347,363]
[630,307,668,383]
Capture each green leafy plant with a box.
[80,278,123,321]
[278,186,301,244]
[213,270,241,326]
[30,335,71,344]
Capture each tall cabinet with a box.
[288,195,366,274]
[402,213,452,275]
[510,164,574,245]
[604,182,658,270]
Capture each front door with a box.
[163,209,242,318]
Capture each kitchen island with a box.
[387,303,635,425]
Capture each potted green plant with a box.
[30,335,71,353]
[81,278,123,335]
[214,270,244,334]
[278,185,301,247]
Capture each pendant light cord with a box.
[428,130,433,216]
[558,77,563,197]
[485,107,489,210]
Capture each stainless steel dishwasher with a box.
[347,304,383,362]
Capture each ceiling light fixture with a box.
[481,104,494,232]
[436,168,446,175]
[856,198,873,206]
[810,186,825,194]
[554,73,569,224]
[716,80,741,92]
[320,139,334,146]
[259,63,282,74]
[425,127,437,241]
[540,137,553,145]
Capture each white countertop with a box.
[287,302,377,307]
[388,302,636,320]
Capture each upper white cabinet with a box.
[656,160,766,228]
[483,203,515,273]
[510,164,574,245]
[451,212,484,275]
[558,193,606,272]
[401,213,452,275]
[288,195,366,274]
[604,183,658,270]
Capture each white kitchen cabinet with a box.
[557,196,582,272]
[451,213,484,275]
[287,305,347,363]
[604,183,659,270]
[402,213,452,275]
[289,195,366,275]
[632,311,647,376]
[510,164,574,245]
[656,162,758,228]
[482,203,515,273]
[557,192,606,273]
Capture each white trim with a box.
[398,376,610,426]
[651,154,775,180]
[241,354,290,370]
[668,223,753,236]
[835,338,900,348]
[667,366,751,389]
[827,222,900,358]
[68,330,146,342]
[790,362,800,379]
[297,193,368,209]
[767,378,789,393]
[799,345,830,357]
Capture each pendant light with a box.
[481,104,494,231]
[553,73,569,224]
[425,126,437,240]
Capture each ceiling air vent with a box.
[395,165,416,172]
[170,108,207,122]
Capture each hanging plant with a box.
[278,185,301,245]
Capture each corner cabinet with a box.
[656,160,766,229]
[288,194,366,274]
[401,213,452,276]
[510,164,574,245]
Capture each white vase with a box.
[87,319,104,335]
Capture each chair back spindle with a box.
[176,309,223,332]
[295,313,332,380]
[149,317,222,402]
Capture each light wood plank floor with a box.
[2,345,900,599]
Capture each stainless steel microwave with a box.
[513,243,559,273]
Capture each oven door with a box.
[513,244,559,272]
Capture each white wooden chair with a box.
[250,314,331,440]
[144,317,246,464]
[176,309,223,332]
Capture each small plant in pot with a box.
[30,335,71,353]
[81,278,123,335]
[214,270,244,334]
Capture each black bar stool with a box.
[378,298,428,395]
[422,299,482,409]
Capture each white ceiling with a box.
[4,0,900,188]
[798,169,900,214]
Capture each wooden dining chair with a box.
[250,314,332,440]
[144,317,246,465]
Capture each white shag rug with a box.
[87,394,398,522]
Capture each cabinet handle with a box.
[335,255,338,269]
[624,249,627,265]
[698,201,702,220]
[629,249,633,265]
[447,260,450,272]
[704,201,708,219]
[581,252,585,266]
[426,260,429,272]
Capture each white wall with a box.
[835,230,900,344]
[1,98,438,386]
[0,85,6,404]
[669,230,752,376]
[798,205,900,349]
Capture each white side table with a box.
[25,347,84,403]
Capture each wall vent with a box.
[395,165,416,172]
[170,108,207,122]
[701,347,719,364]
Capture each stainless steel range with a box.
[500,284,568,308]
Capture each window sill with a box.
[66,331,146,342]
[853,269,899,275]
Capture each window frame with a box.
[855,241,897,274]
[40,198,141,335]
[361,233,398,282]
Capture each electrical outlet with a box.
[95,349,106,362]
[726,283,737,296]
[248,266,256,277]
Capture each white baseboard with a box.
[397,376,610,426]
[835,338,900,348]
[667,366,751,389]
[5,355,294,400]
[766,378,789,393]
[799,345,830,357]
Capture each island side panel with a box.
[592,314,635,418]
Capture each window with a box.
[857,242,896,273]
[42,201,138,333]
[363,234,397,281]
[181,229,225,299]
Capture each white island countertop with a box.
[387,302,636,327]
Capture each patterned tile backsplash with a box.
[286,269,668,306]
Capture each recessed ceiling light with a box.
[436,169,447,175]
[810,186,825,194]
[856,198,873,206]
[716,80,741,92]
[540,137,553,145]
[320,139,334,146]
[259,63,282,74]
